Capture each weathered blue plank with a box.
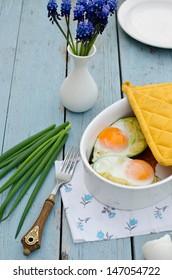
[0,0,23,148]
[0,0,66,260]
[118,0,172,260]
[61,13,132,260]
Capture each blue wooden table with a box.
[0,0,172,260]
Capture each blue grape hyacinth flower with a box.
[47,0,119,56]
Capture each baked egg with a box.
[93,155,155,186]
[92,117,147,162]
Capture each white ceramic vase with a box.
[60,45,98,113]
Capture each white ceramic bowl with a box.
[80,98,172,210]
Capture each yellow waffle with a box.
[122,82,172,166]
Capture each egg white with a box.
[93,155,154,186]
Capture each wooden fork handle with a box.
[21,194,55,256]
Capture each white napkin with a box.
[55,160,172,243]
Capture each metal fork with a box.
[21,147,80,256]
[52,146,80,195]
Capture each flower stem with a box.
[87,34,98,55]
[65,16,75,52]
[53,16,74,52]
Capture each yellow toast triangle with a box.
[122,82,172,166]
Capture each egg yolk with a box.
[98,127,128,150]
[126,159,154,181]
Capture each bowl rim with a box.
[80,98,172,190]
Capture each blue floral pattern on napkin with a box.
[125,218,138,233]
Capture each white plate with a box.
[117,0,172,48]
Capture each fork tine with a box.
[59,147,71,172]
[68,147,80,175]
[60,146,80,175]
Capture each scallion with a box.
[0,122,72,238]
[0,122,69,180]
[15,130,69,237]
[0,124,56,164]
[0,150,48,221]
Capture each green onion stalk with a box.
[15,128,70,237]
[0,122,72,237]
